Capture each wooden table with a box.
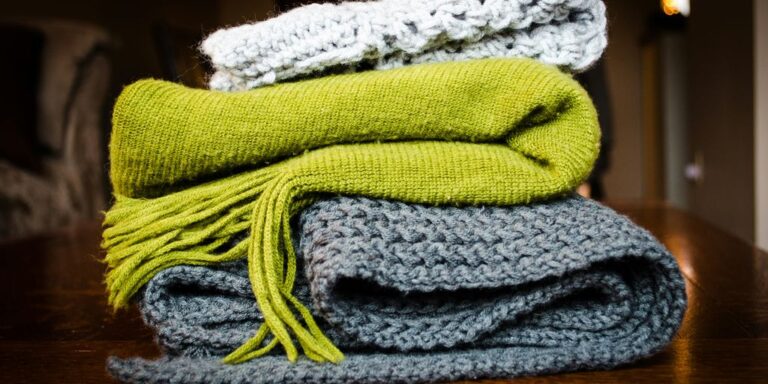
[1,203,767,383]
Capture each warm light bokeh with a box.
[662,0,690,16]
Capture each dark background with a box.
[0,0,764,247]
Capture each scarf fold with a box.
[107,196,686,384]
[201,0,608,91]
[103,58,599,364]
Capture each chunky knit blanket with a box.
[103,59,599,363]
[107,196,687,384]
[202,0,608,91]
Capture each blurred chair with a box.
[0,21,110,239]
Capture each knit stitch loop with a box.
[106,195,688,384]
[103,58,600,363]
[201,0,608,90]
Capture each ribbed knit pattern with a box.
[202,0,607,91]
[110,58,598,198]
[107,196,687,384]
[103,58,599,363]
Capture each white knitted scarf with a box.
[202,0,608,91]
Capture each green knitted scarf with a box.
[102,58,599,365]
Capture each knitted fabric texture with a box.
[103,58,599,363]
[202,0,608,91]
[107,196,687,384]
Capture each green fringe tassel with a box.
[104,167,343,363]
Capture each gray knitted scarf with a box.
[202,0,608,91]
[108,195,686,384]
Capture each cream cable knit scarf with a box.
[202,0,608,91]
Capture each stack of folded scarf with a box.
[103,1,687,383]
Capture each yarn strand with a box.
[102,59,601,363]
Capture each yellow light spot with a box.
[661,0,690,17]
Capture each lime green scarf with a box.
[103,58,600,364]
